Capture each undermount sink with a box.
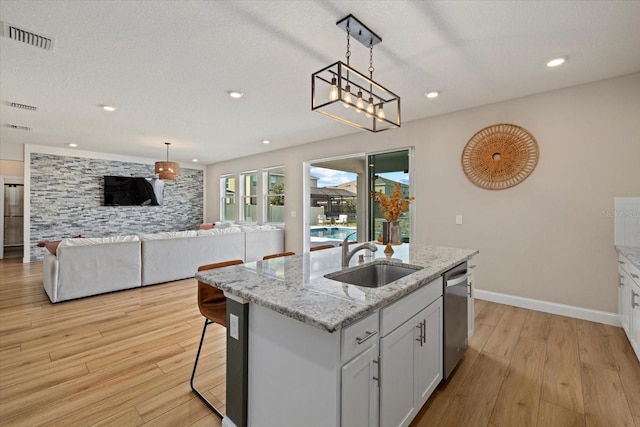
[325,262,422,288]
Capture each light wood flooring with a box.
[1,253,639,426]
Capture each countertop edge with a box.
[197,245,479,333]
[616,246,640,271]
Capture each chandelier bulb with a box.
[376,103,386,122]
[330,77,339,101]
[355,90,365,112]
[343,85,352,108]
[365,97,375,118]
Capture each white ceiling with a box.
[1,1,639,165]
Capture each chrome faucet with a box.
[342,232,377,267]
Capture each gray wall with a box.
[30,153,203,261]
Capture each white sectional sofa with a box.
[140,229,245,286]
[43,235,142,303]
[43,227,283,303]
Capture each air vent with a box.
[9,102,38,111]
[1,21,55,51]
[7,124,32,131]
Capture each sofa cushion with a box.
[198,223,214,230]
[240,224,278,232]
[59,235,140,247]
[214,221,235,229]
[138,230,197,241]
[196,227,242,236]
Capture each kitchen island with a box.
[196,243,478,427]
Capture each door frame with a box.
[303,153,366,253]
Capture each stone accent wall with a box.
[30,153,203,261]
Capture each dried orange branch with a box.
[371,183,415,222]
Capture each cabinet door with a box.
[380,313,421,427]
[468,264,476,337]
[619,267,627,330]
[415,298,443,409]
[631,281,640,359]
[342,343,379,427]
[620,267,632,335]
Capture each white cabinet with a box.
[415,298,443,408]
[341,312,379,427]
[618,254,640,361]
[468,263,476,337]
[380,296,443,427]
[632,280,640,358]
[619,260,631,335]
[341,343,379,427]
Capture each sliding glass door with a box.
[368,149,412,243]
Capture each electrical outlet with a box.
[230,314,239,340]
[290,210,296,217]
[456,215,463,225]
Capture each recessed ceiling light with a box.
[68,143,78,147]
[192,158,198,162]
[262,140,270,144]
[546,57,566,67]
[227,90,244,99]
[425,91,440,99]
[102,105,117,112]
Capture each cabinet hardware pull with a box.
[633,291,639,308]
[469,264,477,269]
[356,330,377,345]
[619,261,625,264]
[372,358,380,383]
[632,273,639,279]
[422,319,427,344]
[416,321,425,346]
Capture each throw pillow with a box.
[44,240,62,255]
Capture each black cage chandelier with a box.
[312,15,401,132]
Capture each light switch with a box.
[230,313,239,340]
[290,210,297,217]
[456,215,463,225]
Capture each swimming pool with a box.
[310,227,357,241]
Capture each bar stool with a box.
[310,244,335,251]
[190,259,243,417]
[262,252,295,260]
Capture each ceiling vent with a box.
[1,21,55,51]
[9,102,38,111]
[7,124,32,131]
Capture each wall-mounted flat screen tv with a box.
[103,176,164,206]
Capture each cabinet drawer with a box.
[380,278,442,337]
[342,311,379,363]
[620,255,640,281]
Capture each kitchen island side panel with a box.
[247,303,342,427]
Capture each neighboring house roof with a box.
[310,187,357,198]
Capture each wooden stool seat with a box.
[191,259,243,418]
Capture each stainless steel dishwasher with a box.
[443,261,468,380]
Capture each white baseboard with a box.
[222,416,238,427]
[475,289,621,327]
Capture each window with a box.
[240,171,258,222]
[264,166,285,223]
[220,175,236,221]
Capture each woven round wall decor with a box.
[461,123,539,190]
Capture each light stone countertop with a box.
[196,243,478,333]
[617,246,640,271]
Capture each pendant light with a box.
[155,142,180,181]
[311,15,401,132]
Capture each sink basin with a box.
[325,262,422,288]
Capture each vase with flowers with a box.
[371,183,415,254]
